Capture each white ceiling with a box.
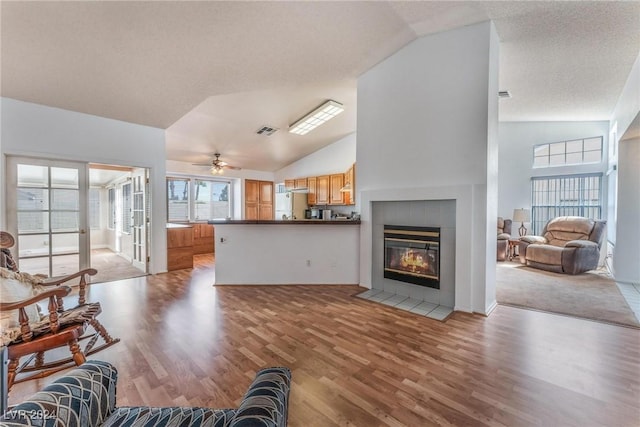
[2,1,639,172]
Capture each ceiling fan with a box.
[193,153,241,175]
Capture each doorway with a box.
[5,157,149,282]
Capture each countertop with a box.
[208,219,361,225]
[166,223,193,229]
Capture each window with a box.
[194,179,231,220]
[167,177,231,221]
[533,137,603,168]
[531,173,602,234]
[167,178,190,221]
[122,183,131,234]
[89,188,100,229]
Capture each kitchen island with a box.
[209,219,360,285]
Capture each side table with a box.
[508,238,521,261]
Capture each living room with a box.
[1,2,639,426]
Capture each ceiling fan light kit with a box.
[289,100,344,135]
[192,153,241,175]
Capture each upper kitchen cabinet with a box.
[344,163,355,205]
[330,174,344,205]
[307,176,317,205]
[284,162,355,206]
[284,179,295,191]
[294,178,308,190]
[245,179,274,220]
[316,175,330,205]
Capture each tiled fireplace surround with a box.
[359,185,485,319]
[358,199,456,320]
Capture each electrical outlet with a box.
[219,237,227,244]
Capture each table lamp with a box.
[513,208,531,236]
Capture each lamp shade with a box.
[513,208,530,223]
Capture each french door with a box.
[6,157,89,277]
[131,168,148,271]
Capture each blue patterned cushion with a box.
[102,407,235,427]
[0,364,291,427]
[0,360,117,427]
[229,367,291,427]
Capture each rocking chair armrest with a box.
[40,268,98,287]
[0,286,72,312]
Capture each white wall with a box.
[1,97,168,273]
[274,133,356,183]
[610,51,640,284]
[498,121,609,222]
[614,137,640,283]
[611,52,640,141]
[357,21,499,314]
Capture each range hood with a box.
[289,187,309,193]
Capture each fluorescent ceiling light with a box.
[289,100,344,135]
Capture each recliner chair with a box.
[497,217,512,261]
[519,216,606,274]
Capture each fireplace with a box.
[384,225,440,289]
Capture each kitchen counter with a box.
[166,223,193,228]
[208,219,360,225]
[212,221,360,285]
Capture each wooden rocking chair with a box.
[0,268,120,391]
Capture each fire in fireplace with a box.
[384,225,440,289]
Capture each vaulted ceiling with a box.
[2,1,639,171]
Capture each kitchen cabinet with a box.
[246,180,259,204]
[316,175,330,205]
[245,179,274,220]
[307,176,317,205]
[284,179,295,190]
[344,163,355,205]
[330,173,344,205]
[294,178,307,189]
[260,181,273,204]
[167,224,193,271]
[285,162,355,206]
[193,223,215,254]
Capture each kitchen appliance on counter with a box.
[275,192,309,220]
[310,208,320,219]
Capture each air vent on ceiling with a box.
[256,125,278,136]
[498,90,512,98]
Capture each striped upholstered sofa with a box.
[0,361,291,427]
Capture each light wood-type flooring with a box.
[8,254,640,426]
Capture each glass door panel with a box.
[7,157,88,277]
[131,168,148,272]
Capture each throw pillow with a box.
[0,268,43,332]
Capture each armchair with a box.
[0,267,119,391]
[519,216,606,275]
[0,361,291,427]
[497,217,512,261]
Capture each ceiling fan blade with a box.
[192,163,213,166]
[225,165,242,170]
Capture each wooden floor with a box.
[9,254,640,426]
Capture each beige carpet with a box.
[496,263,639,328]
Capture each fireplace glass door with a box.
[384,226,440,289]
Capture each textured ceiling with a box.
[2,1,639,171]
